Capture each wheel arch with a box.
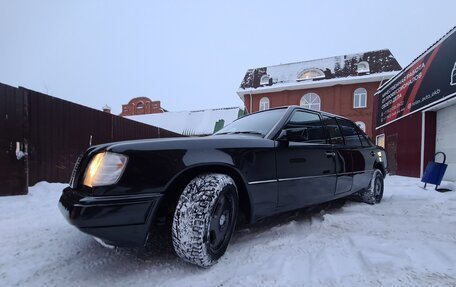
[155,164,252,226]
[373,161,387,178]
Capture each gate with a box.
[0,84,28,195]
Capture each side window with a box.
[337,118,362,147]
[321,116,343,145]
[353,124,372,147]
[284,111,327,143]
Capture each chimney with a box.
[102,104,111,114]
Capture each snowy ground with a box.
[1,176,456,287]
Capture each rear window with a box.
[321,116,343,145]
[336,118,362,147]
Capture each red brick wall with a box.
[120,97,164,116]
[246,82,381,138]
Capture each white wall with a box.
[436,103,456,181]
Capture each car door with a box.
[335,117,370,195]
[351,124,378,192]
[275,110,337,210]
[321,116,354,195]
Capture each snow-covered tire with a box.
[353,169,384,204]
[172,173,238,267]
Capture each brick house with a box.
[120,97,165,116]
[237,49,402,138]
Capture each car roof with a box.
[270,105,350,121]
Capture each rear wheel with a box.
[172,173,238,267]
[353,169,384,204]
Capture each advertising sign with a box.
[376,28,456,128]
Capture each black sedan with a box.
[59,106,387,267]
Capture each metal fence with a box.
[1,83,182,195]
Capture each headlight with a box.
[83,152,128,187]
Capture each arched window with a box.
[300,93,321,111]
[355,121,366,132]
[260,75,270,85]
[136,102,144,109]
[259,97,270,111]
[354,88,367,108]
[298,69,325,81]
[357,61,370,73]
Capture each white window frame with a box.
[259,97,270,111]
[376,134,385,148]
[300,93,321,111]
[357,61,370,73]
[297,69,325,81]
[260,75,270,85]
[354,88,367,108]
[136,102,145,109]
[355,121,366,132]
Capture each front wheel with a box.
[172,173,238,267]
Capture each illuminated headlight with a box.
[83,152,128,187]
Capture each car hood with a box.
[90,134,273,154]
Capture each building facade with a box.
[237,49,402,138]
[120,97,165,116]
[375,27,456,180]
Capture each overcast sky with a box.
[1,1,455,114]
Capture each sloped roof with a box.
[126,107,242,136]
[238,49,402,95]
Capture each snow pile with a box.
[1,176,456,286]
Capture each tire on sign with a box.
[172,173,239,267]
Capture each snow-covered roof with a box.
[238,49,402,96]
[126,107,243,136]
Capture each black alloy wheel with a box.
[208,188,236,255]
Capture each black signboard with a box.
[376,28,456,128]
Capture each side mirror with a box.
[277,128,308,142]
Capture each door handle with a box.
[325,151,336,157]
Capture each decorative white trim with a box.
[357,61,370,73]
[297,68,325,81]
[259,97,270,111]
[300,93,321,111]
[260,75,270,85]
[354,88,367,108]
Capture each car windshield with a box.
[214,108,287,137]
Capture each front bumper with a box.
[59,187,162,247]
